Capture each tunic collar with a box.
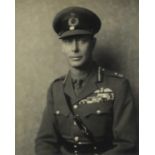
[63,65,103,104]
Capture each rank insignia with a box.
[79,87,114,105]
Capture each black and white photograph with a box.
[15,0,139,155]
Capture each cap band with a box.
[59,29,93,39]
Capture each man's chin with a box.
[69,59,92,69]
[68,62,83,68]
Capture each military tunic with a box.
[35,66,138,155]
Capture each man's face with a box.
[61,35,96,68]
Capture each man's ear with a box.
[93,37,97,46]
[60,39,65,53]
[91,37,97,50]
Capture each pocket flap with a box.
[54,104,70,117]
[79,101,113,117]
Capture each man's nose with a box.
[71,39,79,52]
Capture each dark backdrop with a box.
[16,0,139,155]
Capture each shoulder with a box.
[103,68,124,79]
[99,67,130,86]
[53,75,66,83]
[48,75,66,91]
[52,75,66,88]
[100,68,131,90]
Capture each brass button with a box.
[74,150,78,153]
[114,72,118,75]
[73,105,78,109]
[73,121,77,126]
[78,141,82,144]
[55,110,60,115]
[74,136,79,142]
[96,110,101,114]
[74,144,77,148]
[94,146,97,150]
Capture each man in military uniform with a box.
[35,7,138,155]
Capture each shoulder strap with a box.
[64,94,95,143]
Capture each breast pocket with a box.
[54,108,71,135]
[79,101,113,137]
[80,100,113,116]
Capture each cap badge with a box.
[68,14,79,30]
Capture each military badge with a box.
[114,72,124,78]
[79,87,114,105]
[68,13,79,30]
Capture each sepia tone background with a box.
[16,0,139,155]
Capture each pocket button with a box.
[74,136,79,142]
[73,121,77,126]
[55,110,60,115]
[73,105,78,109]
[96,109,101,114]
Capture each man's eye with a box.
[81,39,87,42]
[63,39,73,43]
[80,38,89,43]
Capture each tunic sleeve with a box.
[102,79,138,155]
[35,84,62,155]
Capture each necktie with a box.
[73,79,83,96]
